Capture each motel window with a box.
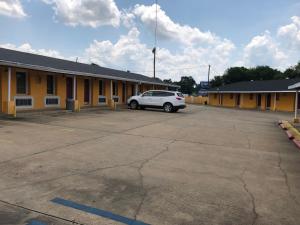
[47,75,55,95]
[230,94,233,99]
[249,94,253,100]
[16,72,27,94]
[276,93,280,101]
[113,81,118,96]
[99,80,105,95]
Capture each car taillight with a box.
[176,97,182,100]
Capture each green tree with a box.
[248,66,283,80]
[210,76,223,87]
[163,79,173,84]
[284,62,300,78]
[175,76,196,95]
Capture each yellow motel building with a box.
[0,48,178,116]
[207,79,300,112]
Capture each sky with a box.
[0,0,300,82]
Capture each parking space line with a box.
[51,197,150,225]
[27,220,47,225]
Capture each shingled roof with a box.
[0,47,178,87]
[208,79,300,93]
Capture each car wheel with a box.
[130,100,138,110]
[163,103,173,113]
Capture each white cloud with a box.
[241,16,300,69]
[242,31,288,68]
[85,27,234,82]
[132,4,234,49]
[0,0,26,18]
[43,0,121,28]
[277,16,300,50]
[0,43,64,59]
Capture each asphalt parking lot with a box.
[0,105,300,225]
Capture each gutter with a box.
[0,60,180,88]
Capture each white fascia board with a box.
[0,60,179,88]
[288,82,300,90]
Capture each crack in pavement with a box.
[132,140,176,221]
[277,149,300,206]
[0,159,145,192]
[237,169,258,225]
[0,134,110,165]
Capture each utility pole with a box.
[207,64,211,87]
[152,47,156,78]
[153,0,158,79]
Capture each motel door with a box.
[257,94,261,108]
[84,79,90,104]
[122,82,126,103]
[66,77,73,110]
[236,94,240,107]
[266,93,271,109]
[66,77,73,100]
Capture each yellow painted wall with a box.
[222,94,236,107]
[126,82,134,98]
[275,93,295,112]
[76,77,84,107]
[260,94,266,110]
[185,96,208,104]
[240,93,257,109]
[92,79,98,106]
[0,66,169,113]
[208,92,295,112]
[208,93,219,106]
[117,81,123,104]
[105,79,111,103]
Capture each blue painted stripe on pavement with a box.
[51,197,150,225]
[27,220,47,225]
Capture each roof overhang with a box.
[288,82,300,90]
[0,60,180,88]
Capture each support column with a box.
[7,67,16,117]
[135,84,139,95]
[110,80,113,99]
[274,93,277,111]
[294,90,299,123]
[109,80,115,110]
[124,81,127,102]
[73,76,80,112]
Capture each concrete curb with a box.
[279,120,300,149]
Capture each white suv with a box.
[127,90,186,113]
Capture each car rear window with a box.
[177,92,184,97]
